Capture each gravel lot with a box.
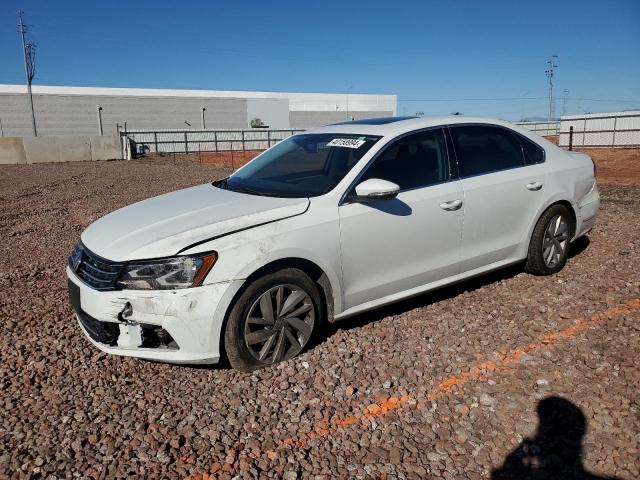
[1,156,639,479]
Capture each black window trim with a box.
[340,125,455,205]
[446,123,546,181]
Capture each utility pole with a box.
[562,89,569,116]
[545,55,558,123]
[18,11,37,136]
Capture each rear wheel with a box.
[224,268,322,372]
[525,204,573,275]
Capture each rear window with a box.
[520,135,545,164]
[450,125,525,178]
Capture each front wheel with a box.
[224,268,322,372]
[525,204,573,275]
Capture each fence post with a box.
[184,131,188,153]
[582,118,587,147]
[241,130,245,152]
[154,132,158,153]
[611,116,617,147]
[267,129,271,149]
[569,126,573,151]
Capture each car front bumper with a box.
[66,266,243,364]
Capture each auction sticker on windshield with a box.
[327,138,366,149]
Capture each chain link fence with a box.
[124,128,305,155]
[559,112,640,148]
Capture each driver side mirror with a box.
[349,178,400,202]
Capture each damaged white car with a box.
[67,116,599,371]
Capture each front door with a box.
[338,128,463,310]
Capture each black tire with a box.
[224,268,323,372]
[525,204,573,276]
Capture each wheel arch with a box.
[525,198,578,254]
[218,256,339,362]
[553,199,577,237]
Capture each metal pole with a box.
[18,11,37,136]
[201,107,206,130]
[154,132,158,153]
[96,105,103,136]
[184,131,188,153]
[569,126,573,151]
[241,130,245,152]
[0,118,3,137]
[611,116,617,147]
[267,129,271,148]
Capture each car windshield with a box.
[217,133,381,198]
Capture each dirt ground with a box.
[574,148,640,186]
[1,156,639,479]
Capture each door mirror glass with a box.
[352,178,400,201]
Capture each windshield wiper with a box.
[233,185,282,197]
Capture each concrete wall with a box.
[0,136,121,164]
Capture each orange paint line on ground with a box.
[186,298,640,479]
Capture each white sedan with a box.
[67,116,599,371]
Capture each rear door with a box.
[449,125,547,272]
[338,128,463,309]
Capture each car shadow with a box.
[361,197,413,216]
[568,235,590,259]
[491,396,623,480]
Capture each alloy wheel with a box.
[244,284,315,364]
[542,214,570,268]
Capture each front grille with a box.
[70,244,124,291]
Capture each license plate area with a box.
[68,279,120,345]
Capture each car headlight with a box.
[116,252,218,290]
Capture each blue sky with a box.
[1,0,639,120]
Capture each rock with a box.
[479,394,495,407]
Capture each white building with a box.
[0,84,397,137]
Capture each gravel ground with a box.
[1,156,639,479]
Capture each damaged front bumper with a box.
[66,266,243,364]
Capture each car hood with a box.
[81,183,309,261]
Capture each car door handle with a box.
[439,199,463,211]
[526,181,543,191]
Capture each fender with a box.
[232,247,345,315]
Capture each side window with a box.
[451,125,525,178]
[359,129,448,190]
[520,135,545,164]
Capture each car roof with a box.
[306,115,530,138]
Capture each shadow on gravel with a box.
[492,396,622,480]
